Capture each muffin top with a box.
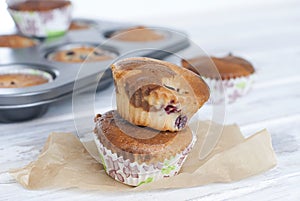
[48,46,116,63]
[181,54,255,80]
[94,110,193,164]
[112,57,210,113]
[8,0,71,11]
[0,73,49,88]
[0,35,36,48]
[69,21,90,31]
[110,26,165,42]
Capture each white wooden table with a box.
[1,0,300,200]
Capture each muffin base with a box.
[93,132,196,186]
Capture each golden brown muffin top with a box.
[0,74,49,88]
[94,110,193,164]
[0,35,37,48]
[49,47,115,63]
[8,0,71,11]
[111,57,210,112]
[181,53,255,80]
[110,26,165,42]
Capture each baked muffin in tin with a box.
[69,21,90,31]
[48,46,116,63]
[109,26,165,42]
[0,34,37,48]
[0,69,52,88]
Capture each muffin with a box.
[109,26,165,42]
[111,57,210,131]
[0,34,37,48]
[182,53,255,104]
[48,46,116,63]
[7,0,72,37]
[94,110,196,186]
[69,21,90,31]
[0,69,52,88]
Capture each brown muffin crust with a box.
[110,26,165,42]
[49,47,115,63]
[9,0,71,11]
[112,57,210,112]
[0,74,49,88]
[0,35,36,48]
[94,110,193,164]
[181,53,255,80]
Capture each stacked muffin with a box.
[94,57,210,186]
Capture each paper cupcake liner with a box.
[93,132,196,186]
[0,68,53,82]
[203,74,255,104]
[8,4,72,37]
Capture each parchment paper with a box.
[10,121,277,191]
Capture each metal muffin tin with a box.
[0,19,190,122]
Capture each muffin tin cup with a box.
[0,68,53,83]
[69,19,99,31]
[0,103,48,123]
[0,34,39,48]
[0,96,59,123]
[204,74,255,104]
[93,132,196,186]
[7,3,72,38]
[46,43,118,63]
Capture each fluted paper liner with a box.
[93,132,196,186]
[8,3,72,37]
[205,74,255,104]
[9,121,277,191]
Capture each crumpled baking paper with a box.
[10,121,277,191]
